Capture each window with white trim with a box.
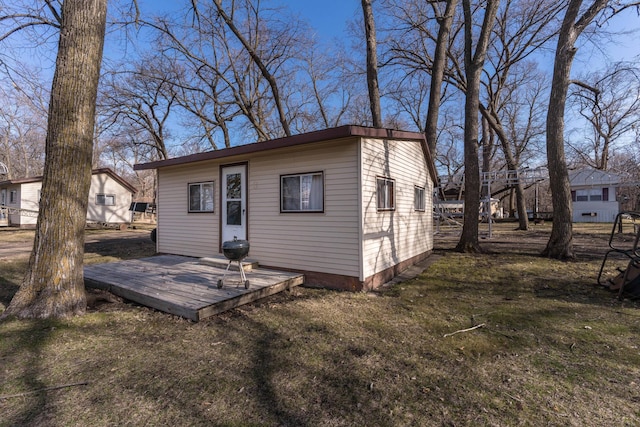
[377,177,395,211]
[414,186,426,211]
[281,172,324,212]
[189,182,214,212]
[9,190,18,204]
[96,194,115,206]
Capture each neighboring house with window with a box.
[569,168,621,223]
[0,168,137,227]
[135,125,438,291]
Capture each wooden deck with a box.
[84,255,304,321]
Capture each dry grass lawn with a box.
[1,222,639,426]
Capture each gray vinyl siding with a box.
[157,165,220,258]
[361,138,433,279]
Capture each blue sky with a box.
[283,0,358,39]
[137,0,358,41]
[135,0,639,64]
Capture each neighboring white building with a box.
[0,168,137,227]
[135,125,438,291]
[569,168,621,223]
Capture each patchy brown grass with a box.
[0,228,34,243]
[1,222,639,426]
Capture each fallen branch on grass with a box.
[443,323,486,338]
[0,381,89,400]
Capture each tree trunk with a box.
[543,0,608,259]
[425,0,459,154]
[361,0,383,128]
[456,0,500,253]
[2,0,107,319]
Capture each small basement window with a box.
[414,186,426,211]
[189,182,214,212]
[96,194,115,206]
[377,177,395,211]
[281,172,324,212]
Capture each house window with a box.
[414,186,426,211]
[281,172,324,212]
[575,190,589,202]
[377,177,395,211]
[189,182,214,212]
[9,190,17,204]
[575,189,606,202]
[96,194,115,206]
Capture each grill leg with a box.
[217,260,234,289]
[238,261,247,282]
[238,260,249,289]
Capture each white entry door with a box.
[221,164,247,243]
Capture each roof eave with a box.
[134,125,428,171]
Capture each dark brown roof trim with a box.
[0,168,137,194]
[92,168,138,194]
[134,125,438,184]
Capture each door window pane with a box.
[227,173,241,199]
[227,201,241,225]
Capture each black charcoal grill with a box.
[217,237,250,289]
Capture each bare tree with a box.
[0,79,47,178]
[2,0,108,319]
[479,0,562,230]
[425,0,459,156]
[455,0,500,253]
[543,0,640,259]
[101,55,178,160]
[210,0,291,137]
[361,0,383,127]
[144,0,320,143]
[568,63,640,170]
[296,47,352,130]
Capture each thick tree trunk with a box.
[2,0,107,319]
[361,0,383,128]
[456,0,499,253]
[425,0,459,155]
[543,0,608,259]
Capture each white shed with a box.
[570,168,621,223]
[135,125,438,291]
[0,168,137,227]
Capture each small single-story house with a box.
[135,125,438,291]
[570,168,621,223]
[0,168,137,227]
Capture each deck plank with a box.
[84,255,304,321]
